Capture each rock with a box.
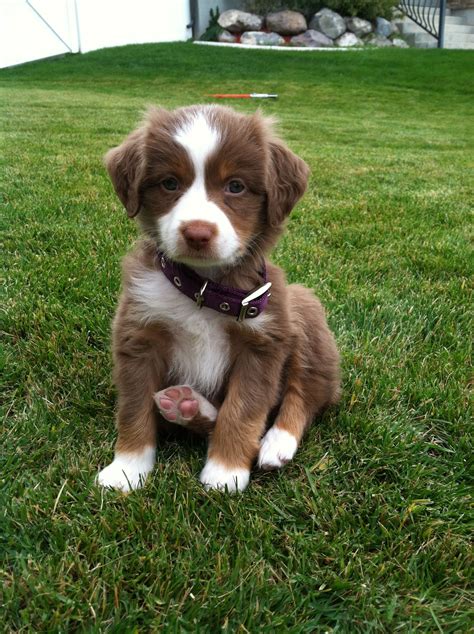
[375,17,394,37]
[335,32,363,47]
[218,30,237,43]
[266,10,307,35]
[390,21,400,34]
[391,37,409,48]
[345,16,372,37]
[240,31,285,46]
[365,33,393,47]
[309,8,346,39]
[290,29,334,47]
[218,10,263,34]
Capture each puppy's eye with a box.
[161,177,179,191]
[226,180,245,194]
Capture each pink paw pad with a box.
[154,386,199,425]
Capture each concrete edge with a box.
[194,41,365,52]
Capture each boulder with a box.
[309,8,346,39]
[365,33,393,47]
[335,32,363,47]
[240,31,285,46]
[375,17,394,37]
[391,37,409,48]
[266,10,307,35]
[345,16,372,37]
[290,29,334,47]
[218,10,263,34]
[218,30,237,43]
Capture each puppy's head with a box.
[105,105,309,268]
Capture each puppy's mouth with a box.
[165,247,239,269]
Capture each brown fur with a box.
[105,105,340,477]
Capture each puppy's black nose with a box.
[181,221,216,251]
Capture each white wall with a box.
[0,0,79,69]
[76,0,191,53]
[0,0,191,69]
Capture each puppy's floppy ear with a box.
[105,129,145,218]
[266,140,310,228]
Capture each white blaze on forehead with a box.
[173,111,221,175]
[158,110,241,265]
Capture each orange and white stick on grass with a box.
[209,93,278,99]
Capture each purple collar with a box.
[156,250,272,321]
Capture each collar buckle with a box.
[194,280,208,309]
[237,282,272,322]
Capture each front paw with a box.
[200,458,250,493]
[96,447,155,492]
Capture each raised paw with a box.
[154,386,217,426]
[258,426,298,470]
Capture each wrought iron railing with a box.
[398,0,447,47]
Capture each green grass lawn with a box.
[1,43,473,632]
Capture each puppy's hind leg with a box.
[154,386,218,436]
[258,369,311,470]
[258,285,340,471]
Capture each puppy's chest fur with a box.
[129,268,231,396]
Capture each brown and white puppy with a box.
[97,105,340,493]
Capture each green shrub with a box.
[200,7,223,41]
[244,0,399,20]
[325,0,399,19]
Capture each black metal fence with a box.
[398,0,447,47]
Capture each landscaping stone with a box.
[309,8,346,38]
[218,10,263,34]
[240,31,284,46]
[335,32,363,47]
[365,33,393,47]
[391,37,409,48]
[266,10,307,35]
[209,7,407,50]
[218,30,237,43]
[290,29,334,47]
[345,16,372,37]
[375,17,394,37]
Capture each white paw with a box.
[200,458,250,493]
[258,426,298,470]
[96,447,156,492]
